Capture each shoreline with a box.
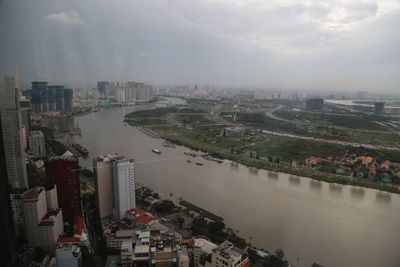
[136,125,400,195]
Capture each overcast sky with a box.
[0,0,399,92]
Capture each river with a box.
[57,106,400,267]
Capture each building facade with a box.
[45,157,82,219]
[112,158,136,220]
[21,186,64,252]
[0,76,28,189]
[0,117,18,266]
[30,130,46,158]
[94,153,123,219]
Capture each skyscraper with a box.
[94,153,123,219]
[30,130,46,158]
[0,112,18,267]
[0,76,28,189]
[63,88,73,113]
[21,186,64,252]
[112,158,136,220]
[97,81,109,97]
[45,157,82,219]
[55,85,65,111]
[31,81,48,113]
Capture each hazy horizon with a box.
[1,0,399,93]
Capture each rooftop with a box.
[39,208,62,226]
[22,186,44,200]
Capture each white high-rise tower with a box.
[112,158,136,220]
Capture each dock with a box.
[179,200,223,222]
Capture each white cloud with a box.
[155,0,400,56]
[45,11,85,25]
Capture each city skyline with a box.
[0,0,399,92]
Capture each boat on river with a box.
[196,162,204,166]
[152,149,162,154]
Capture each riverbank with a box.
[142,126,400,195]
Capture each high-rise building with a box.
[0,115,18,266]
[97,81,110,97]
[94,153,123,219]
[30,130,46,158]
[0,76,28,189]
[55,86,65,111]
[56,244,82,267]
[19,98,31,133]
[63,88,73,113]
[126,81,154,102]
[21,186,64,252]
[31,81,48,113]
[47,86,56,111]
[45,157,82,219]
[374,102,385,113]
[306,98,324,111]
[112,158,136,220]
[9,188,25,237]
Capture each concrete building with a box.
[94,153,123,219]
[63,88,73,113]
[97,81,110,97]
[55,244,82,267]
[21,186,64,252]
[306,98,324,111]
[30,130,46,158]
[55,86,65,111]
[31,81,48,113]
[191,239,218,267]
[374,102,385,113]
[220,127,245,138]
[45,157,82,219]
[204,241,249,267]
[9,188,26,237]
[112,158,136,220]
[126,81,154,102]
[0,121,18,266]
[0,76,28,189]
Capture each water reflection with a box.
[350,187,365,199]
[267,171,279,180]
[309,180,322,189]
[289,175,300,185]
[329,184,343,195]
[376,191,392,203]
[230,162,239,170]
[249,167,258,176]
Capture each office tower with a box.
[97,81,109,97]
[21,186,64,252]
[45,157,82,219]
[0,115,18,267]
[112,158,136,220]
[374,102,385,113]
[10,188,25,237]
[63,88,73,113]
[94,153,123,219]
[19,99,31,133]
[31,81,48,113]
[55,85,65,111]
[0,76,28,189]
[30,130,46,158]
[56,244,82,267]
[126,81,154,102]
[47,86,56,111]
[306,98,324,111]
